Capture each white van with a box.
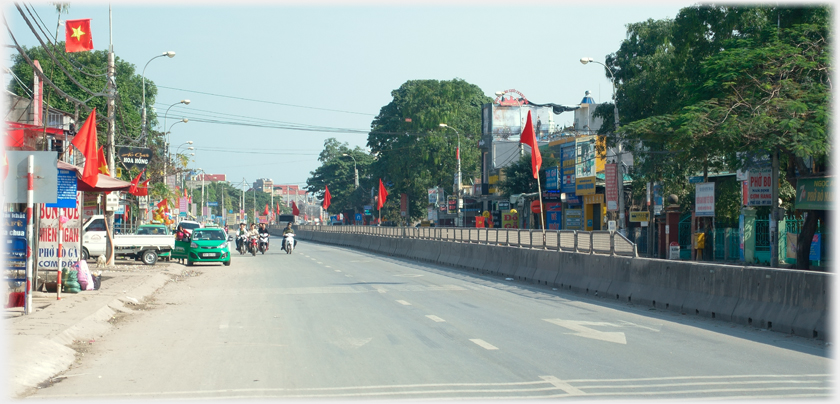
[81,215,174,265]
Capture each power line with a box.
[156,84,375,116]
[26,3,107,77]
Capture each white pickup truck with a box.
[81,215,174,265]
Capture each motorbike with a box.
[238,235,249,255]
[249,235,259,256]
[259,233,269,254]
[284,233,295,254]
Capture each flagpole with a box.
[536,175,546,240]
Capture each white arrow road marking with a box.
[617,320,662,332]
[396,300,411,305]
[543,319,627,345]
[540,376,584,396]
[426,315,446,322]
[469,339,499,350]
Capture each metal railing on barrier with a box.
[300,225,637,257]
[592,231,612,255]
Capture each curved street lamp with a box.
[141,51,176,145]
[341,153,359,189]
[581,56,624,233]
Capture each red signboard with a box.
[605,163,618,211]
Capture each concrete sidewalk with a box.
[3,261,189,398]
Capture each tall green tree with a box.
[306,138,374,216]
[607,5,830,269]
[366,79,492,222]
[497,147,560,197]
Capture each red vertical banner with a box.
[605,163,618,211]
[475,216,485,228]
[400,193,408,218]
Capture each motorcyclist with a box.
[247,223,260,252]
[258,223,270,250]
[236,223,248,251]
[281,222,297,250]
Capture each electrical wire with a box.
[156,84,375,116]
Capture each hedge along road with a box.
[27,242,831,400]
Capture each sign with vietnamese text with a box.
[37,192,81,270]
[564,209,582,230]
[747,168,772,206]
[583,194,604,205]
[605,163,618,211]
[545,167,558,190]
[629,211,650,222]
[501,210,519,228]
[695,182,715,217]
[576,176,596,196]
[117,146,152,170]
[795,177,832,211]
[46,169,78,208]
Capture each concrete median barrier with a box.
[513,249,540,282]
[532,250,560,286]
[299,228,830,340]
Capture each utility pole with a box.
[770,150,780,267]
[105,4,117,265]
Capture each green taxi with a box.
[137,224,172,260]
[172,227,231,266]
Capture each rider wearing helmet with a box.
[281,222,297,250]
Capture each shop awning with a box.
[57,160,132,192]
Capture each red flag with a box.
[292,201,300,216]
[519,110,542,179]
[128,169,145,195]
[135,179,150,197]
[323,186,331,211]
[65,19,94,53]
[377,179,388,210]
[70,108,99,187]
[157,199,169,212]
[276,203,280,216]
[97,146,110,175]
[263,204,270,216]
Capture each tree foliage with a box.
[603,4,830,269]
[305,138,374,215]
[365,79,492,221]
[497,147,559,197]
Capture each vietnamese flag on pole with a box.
[70,108,99,187]
[97,146,110,175]
[135,179,150,197]
[157,198,169,212]
[292,201,300,216]
[519,110,542,179]
[263,204,269,216]
[322,186,331,211]
[377,179,388,210]
[128,169,145,195]
[65,19,94,53]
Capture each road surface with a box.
[27,241,832,400]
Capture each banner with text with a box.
[605,163,618,211]
[37,192,82,270]
[695,182,715,217]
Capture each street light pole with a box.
[141,51,175,146]
[342,153,359,188]
[439,124,462,227]
[196,168,206,222]
[164,117,188,187]
[581,56,625,234]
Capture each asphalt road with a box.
[27,241,832,400]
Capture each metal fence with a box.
[297,225,638,257]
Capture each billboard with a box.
[605,163,618,211]
[501,210,519,228]
[576,176,596,196]
[545,167,558,190]
[560,142,576,193]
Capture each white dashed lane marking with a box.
[426,315,446,323]
[335,270,342,272]
[396,300,411,306]
[470,339,499,350]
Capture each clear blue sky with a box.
[5,1,697,191]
